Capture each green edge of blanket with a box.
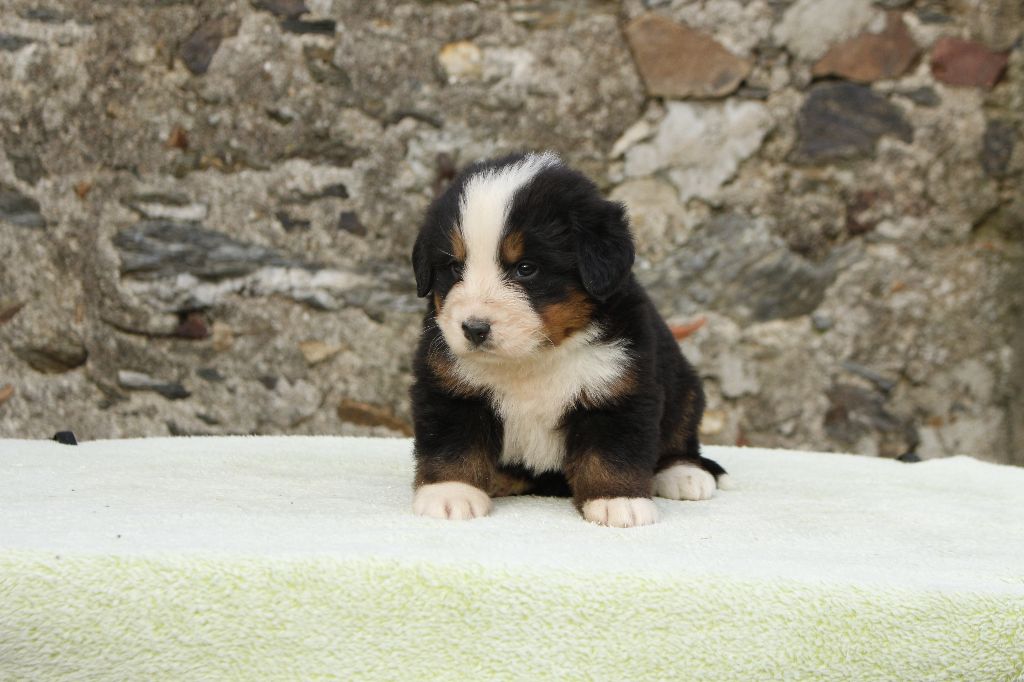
[1,552,1022,681]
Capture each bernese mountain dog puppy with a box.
[409,152,731,527]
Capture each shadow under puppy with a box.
[410,152,732,528]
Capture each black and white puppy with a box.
[409,152,731,527]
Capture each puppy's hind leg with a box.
[654,436,733,500]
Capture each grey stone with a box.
[113,220,315,280]
[812,313,834,331]
[179,16,241,76]
[124,193,208,221]
[0,184,45,228]
[842,360,897,393]
[792,82,913,163]
[8,152,46,185]
[196,367,225,382]
[276,211,311,232]
[338,211,367,237]
[117,370,190,400]
[251,0,307,18]
[642,213,838,323]
[915,7,954,23]
[18,7,72,22]
[897,86,941,107]
[0,34,32,52]
[981,119,1015,178]
[281,18,336,35]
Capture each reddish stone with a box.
[930,37,1009,89]
[625,13,751,99]
[669,316,706,341]
[813,12,919,83]
[174,311,210,340]
[166,125,189,150]
[0,384,13,406]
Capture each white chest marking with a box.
[452,328,631,473]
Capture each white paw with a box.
[413,482,492,520]
[582,497,659,528]
[653,463,717,501]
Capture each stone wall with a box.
[1,0,1021,464]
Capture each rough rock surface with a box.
[1,0,1021,467]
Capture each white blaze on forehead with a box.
[437,152,560,357]
[458,152,560,276]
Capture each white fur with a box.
[438,152,560,358]
[653,463,717,501]
[716,473,736,490]
[582,497,660,528]
[453,326,632,473]
[412,482,492,520]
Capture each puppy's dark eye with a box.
[514,261,538,279]
[450,261,464,279]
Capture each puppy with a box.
[409,152,730,527]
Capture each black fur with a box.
[409,153,726,520]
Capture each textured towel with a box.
[1,436,1022,681]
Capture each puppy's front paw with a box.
[653,463,716,501]
[413,482,492,520]
[582,497,659,528]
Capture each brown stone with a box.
[0,384,13,406]
[813,12,919,83]
[299,340,342,365]
[930,37,1009,88]
[0,300,24,324]
[14,333,88,374]
[166,125,189,150]
[624,13,751,99]
[337,399,413,436]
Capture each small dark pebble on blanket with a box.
[52,431,78,445]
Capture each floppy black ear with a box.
[411,232,433,298]
[575,200,635,301]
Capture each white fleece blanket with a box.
[0,436,1021,681]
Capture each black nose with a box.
[461,319,491,346]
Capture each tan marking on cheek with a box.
[539,289,595,346]
[451,229,466,261]
[500,230,525,264]
[433,292,443,315]
[565,451,651,509]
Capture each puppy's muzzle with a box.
[461,318,492,347]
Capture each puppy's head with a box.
[412,152,635,360]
